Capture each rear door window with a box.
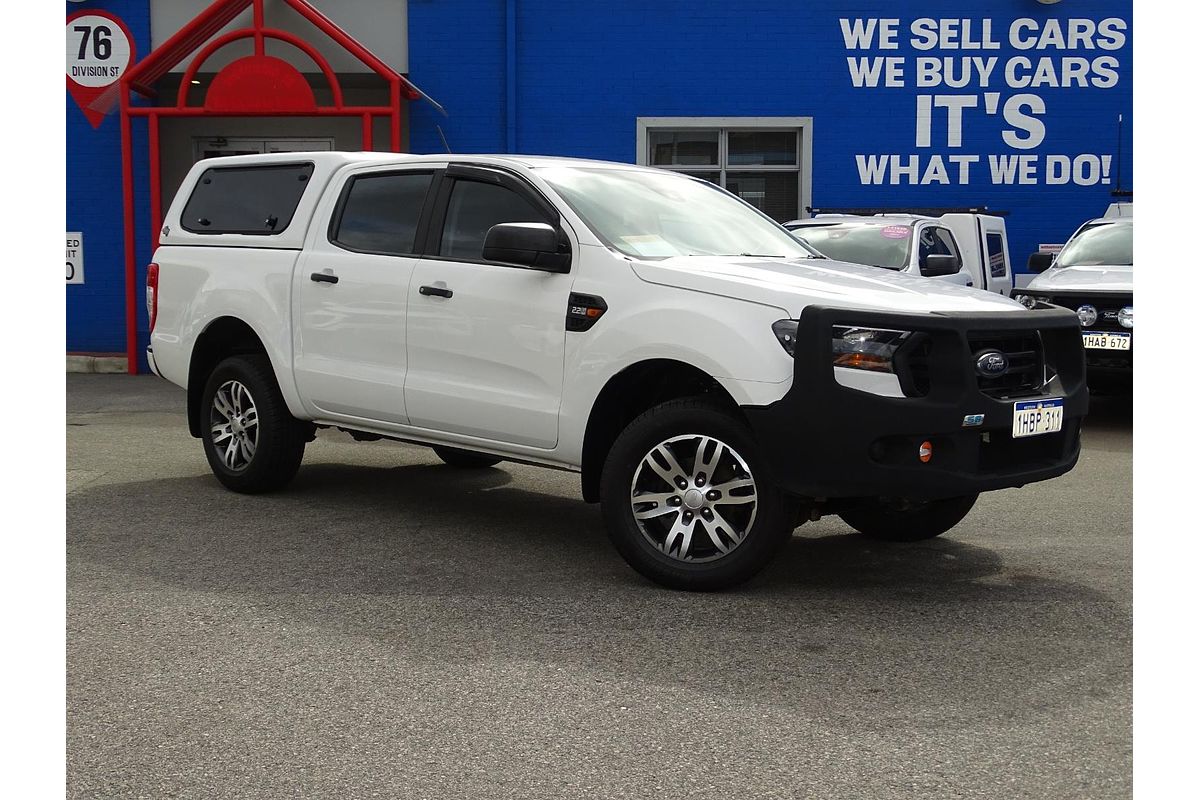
[181,162,314,235]
[331,171,434,255]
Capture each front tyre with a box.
[600,398,797,591]
[838,494,978,542]
[201,355,306,494]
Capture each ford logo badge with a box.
[975,350,1009,377]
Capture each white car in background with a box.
[1013,216,1133,387]
[784,213,1014,296]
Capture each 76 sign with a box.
[66,11,134,128]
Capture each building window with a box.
[638,118,812,223]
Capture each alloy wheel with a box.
[209,380,259,471]
[629,434,758,562]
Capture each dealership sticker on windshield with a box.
[880,225,911,239]
[618,235,682,258]
[1012,398,1064,439]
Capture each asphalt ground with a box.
[66,375,1132,799]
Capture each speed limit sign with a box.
[66,11,134,128]
[67,232,84,285]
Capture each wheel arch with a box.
[579,359,741,503]
[186,316,273,438]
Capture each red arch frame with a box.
[176,28,345,109]
[118,0,419,373]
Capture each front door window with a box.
[438,180,550,261]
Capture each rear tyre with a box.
[201,355,307,494]
[838,494,978,542]
[433,446,502,469]
[600,397,797,591]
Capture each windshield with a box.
[1056,222,1133,267]
[538,167,818,259]
[788,223,912,269]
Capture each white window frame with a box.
[636,117,813,221]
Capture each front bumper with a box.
[1011,289,1133,377]
[1083,347,1132,378]
[742,305,1088,501]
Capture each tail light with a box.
[146,263,160,332]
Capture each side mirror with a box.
[1027,251,1055,273]
[482,222,570,273]
[921,254,960,277]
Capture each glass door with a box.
[194,137,264,160]
[266,139,334,153]
[192,137,333,161]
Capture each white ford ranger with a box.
[147,152,1087,590]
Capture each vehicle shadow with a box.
[69,458,1127,720]
[1082,390,1132,434]
[68,459,1118,604]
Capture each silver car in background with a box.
[1014,215,1133,388]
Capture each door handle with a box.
[419,285,453,298]
[310,272,339,284]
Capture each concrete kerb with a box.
[67,354,129,374]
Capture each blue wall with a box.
[66,1,1133,356]
[67,0,153,362]
[408,0,1132,274]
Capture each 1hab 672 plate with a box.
[1012,398,1064,439]
[1082,331,1131,350]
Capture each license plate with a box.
[1012,398,1064,439]
[1082,331,1131,350]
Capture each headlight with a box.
[831,326,911,372]
[1077,304,1098,327]
[1118,306,1133,328]
[1013,293,1038,310]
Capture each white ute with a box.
[784,212,1014,296]
[148,152,1088,590]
